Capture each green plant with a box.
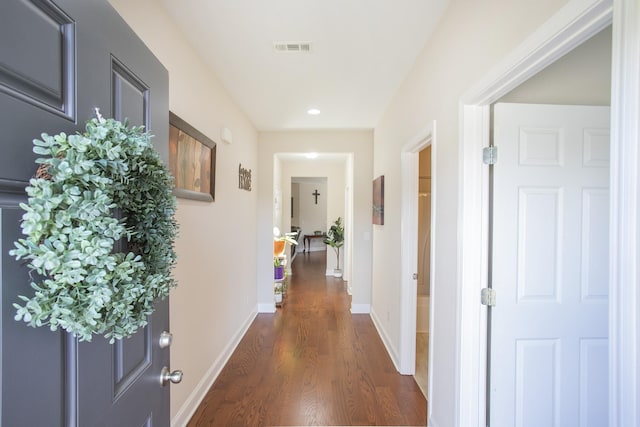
[324,217,344,271]
[10,112,178,343]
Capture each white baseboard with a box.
[370,308,401,372]
[171,308,257,427]
[350,303,370,314]
[257,302,276,313]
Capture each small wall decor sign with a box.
[169,111,216,202]
[239,163,252,191]
[373,175,384,225]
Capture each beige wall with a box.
[107,0,259,423]
[499,26,611,104]
[373,0,572,425]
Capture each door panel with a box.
[490,103,609,427]
[0,0,77,184]
[1,0,170,425]
[78,299,169,427]
[115,326,151,392]
[0,0,75,120]
[112,57,150,128]
[2,206,67,426]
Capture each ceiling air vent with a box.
[273,42,312,53]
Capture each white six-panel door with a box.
[490,103,609,427]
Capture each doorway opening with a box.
[291,177,328,261]
[272,153,353,293]
[484,27,612,425]
[415,145,432,397]
[399,121,436,401]
[457,3,613,424]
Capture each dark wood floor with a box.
[188,251,427,426]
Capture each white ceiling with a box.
[159,0,450,131]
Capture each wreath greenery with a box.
[10,113,178,342]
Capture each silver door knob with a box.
[159,331,173,349]
[160,366,183,386]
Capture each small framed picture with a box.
[168,112,216,202]
[373,175,384,225]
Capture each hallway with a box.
[188,251,427,426]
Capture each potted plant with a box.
[274,282,283,305]
[274,257,285,280]
[273,227,298,284]
[324,217,345,278]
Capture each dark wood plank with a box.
[188,251,427,426]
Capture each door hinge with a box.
[483,146,498,165]
[481,288,496,306]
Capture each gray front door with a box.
[1,0,171,425]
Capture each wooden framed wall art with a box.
[169,112,216,201]
[372,175,384,225]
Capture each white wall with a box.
[373,0,572,425]
[273,155,283,233]
[258,131,373,313]
[107,0,259,424]
[344,154,355,286]
[293,180,328,252]
[291,183,300,227]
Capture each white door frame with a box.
[608,0,640,425]
[454,0,640,425]
[399,120,437,381]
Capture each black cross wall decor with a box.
[312,189,320,204]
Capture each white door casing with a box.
[490,103,609,426]
[457,1,640,426]
[399,121,437,420]
[456,1,615,426]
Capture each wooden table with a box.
[303,234,326,252]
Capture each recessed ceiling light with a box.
[307,108,321,115]
[305,152,318,159]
